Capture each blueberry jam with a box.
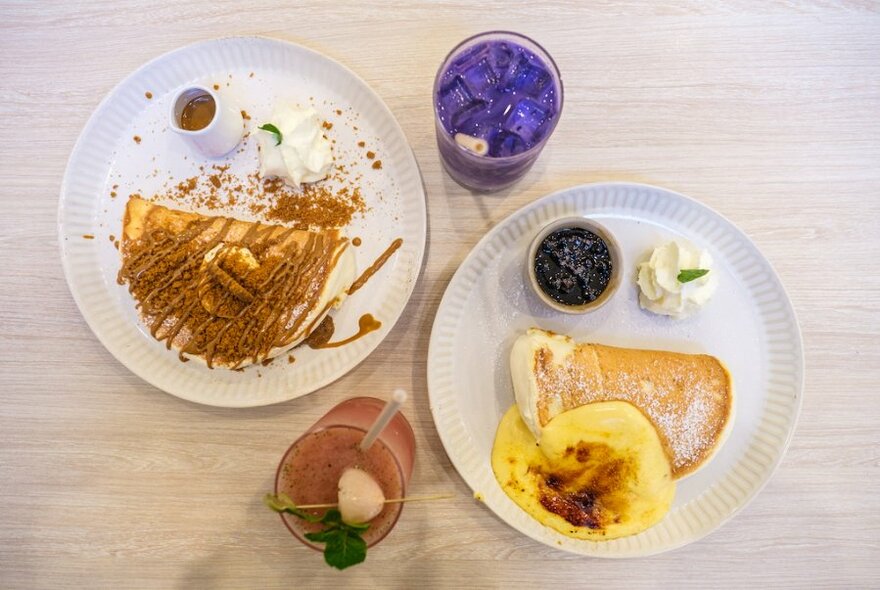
[534,228,613,306]
[435,39,560,158]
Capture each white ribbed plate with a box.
[427,182,803,557]
[58,37,426,407]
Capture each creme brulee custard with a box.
[492,402,675,540]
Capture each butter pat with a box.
[257,106,333,188]
[637,240,718,319]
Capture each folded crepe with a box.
[118,197,355,368]
[510,328,734,479]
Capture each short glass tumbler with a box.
[274,397,416,549]
[433,31,564,192]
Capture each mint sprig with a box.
[677,268,710,283]
[258,123,283,146]
[265,493,368,570]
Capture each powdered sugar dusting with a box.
[532,335,731,478]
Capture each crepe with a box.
[510,328,734,479]
[118,197,355,368]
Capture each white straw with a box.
[359,389,407,451]
[454,133,488,156]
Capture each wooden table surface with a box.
[2,1,879,588]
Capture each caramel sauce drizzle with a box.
[347,238,403,296]
[307,314,382,349]
[117,209,342,369]
[304,315,336,348]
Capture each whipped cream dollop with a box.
[257,106,333,188]
[637,240,718,319]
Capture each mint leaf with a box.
[258,123,282,146]
[304,529,338,543]
[320,508,343,525]
[264,492,370,570]
[677,268,710,283]
[343,520,370,532]
[263,493,322,523]
[323,528,367,570]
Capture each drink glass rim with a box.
[274,423,407,550]
[433,30,565,163]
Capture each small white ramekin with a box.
[168,85,243,158]
[526,216,622,314]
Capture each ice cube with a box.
[461,58,498,97]
[438,75,475,112]
[505,54,553,98]
[487,43,516,76]
[511,59,552,98]
[487,128,527,157]
[437,75,486,131]
[537,84,560,111]
[451,102,489,136]
[501,53,531,85]
[485,94,516,122]
[449,42,517,85]
[450,42,491,71]
[503,98,549,144]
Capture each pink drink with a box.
[274,397,415,549]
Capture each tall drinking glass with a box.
[434,31,564,192]
[274,397,416,549]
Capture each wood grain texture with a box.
[1,1,879,587]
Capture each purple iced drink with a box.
[434,32,563,191]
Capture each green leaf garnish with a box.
[323,529,367,570]
[303,529,339,543]
[264,492,322,522]
[342,520,370,532]
[677,268,710,283]
[264,493,369,570]
[258,123,282,146]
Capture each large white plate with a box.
[58,37,426,407]
[427,182,803,557]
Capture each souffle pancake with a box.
[511,328,734,479]
[118,197,355,368]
